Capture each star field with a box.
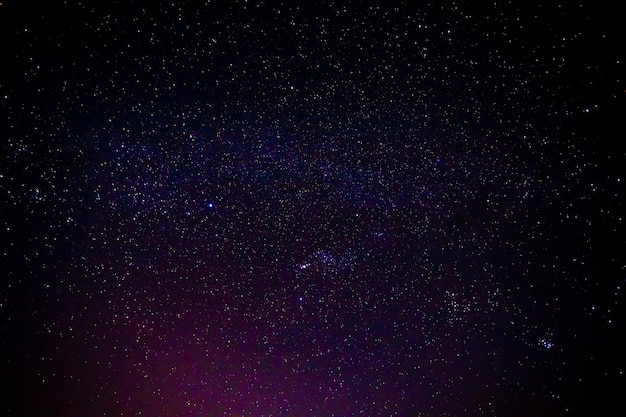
[1,1,625,416]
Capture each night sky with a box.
[1,1,625,416]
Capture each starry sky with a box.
[1,1,625,416]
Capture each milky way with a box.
[1,1,625,416]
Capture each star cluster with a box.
[1,1,625,416]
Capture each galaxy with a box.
[1,1,625,416]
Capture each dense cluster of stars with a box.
[1,1,625,416]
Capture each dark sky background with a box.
[1,1,625,416]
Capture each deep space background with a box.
[1,1,625,416]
